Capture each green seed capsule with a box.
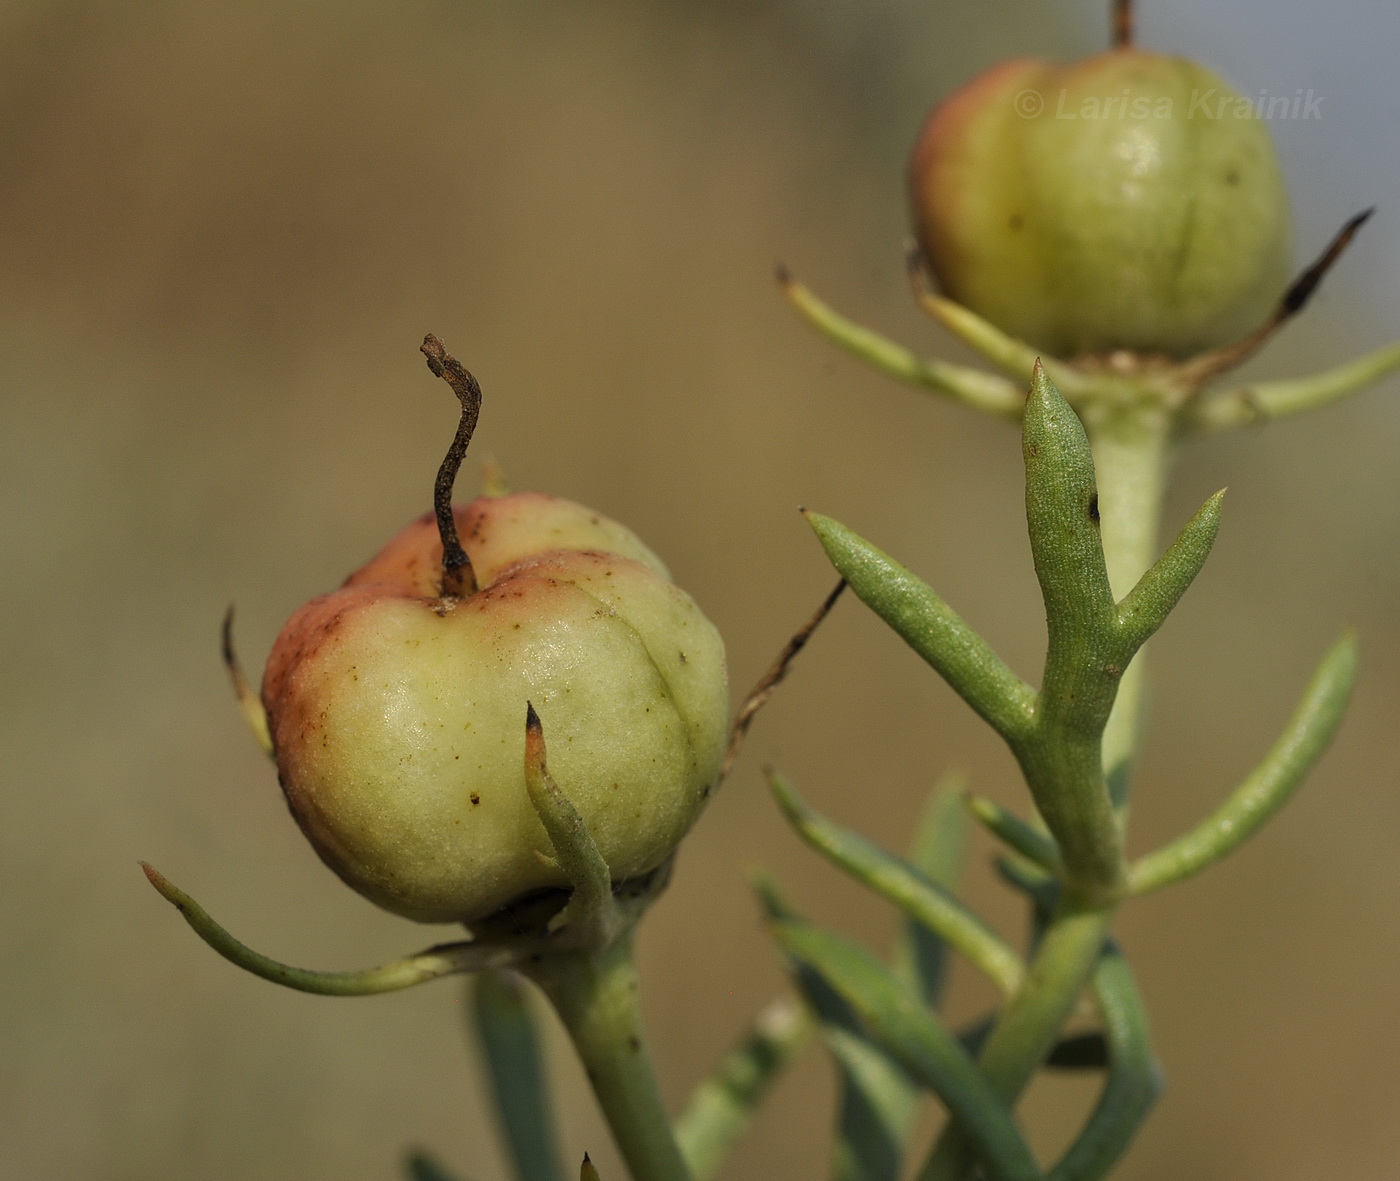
[909,50,1291,358]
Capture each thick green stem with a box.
[525,931,693,1181]
[918,402,1172,1181]
[917,901,1113,1181]
[1082,406,1173,809]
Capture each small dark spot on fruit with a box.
[678,650,688,663]
[628,1035,641,1052]
[470,792,481,805]
[1225,168,1240,186]
[1027,443,1040,458]
[1088,494,1100,524]
[1008,212,1024,230]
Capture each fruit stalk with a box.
[524,930,695,1181]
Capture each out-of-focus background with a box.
[3,1,1399,1178]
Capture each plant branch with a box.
[524,931,695,1181]
[722,579,847,783]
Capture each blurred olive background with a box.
[3,1,1399,1178]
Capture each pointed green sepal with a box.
[472,970,566,1181]
[804,512,1036,743]
[142,862,503,994]
[777,267,1025,419]
[1188,338,1400,433]
[769,773,1024,996]
[910,281,1059,392]
[524,704,615,939]
[770,918,1044,1181]
[1128,631,1358,895]
[674,998,813,1181]
[966,796,1062,875]
[1114,491,1225,656]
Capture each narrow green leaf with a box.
[674,997,813,1181]
[1023,362,1115,634]
[141,863,502,995]
[778,267,1025,418]
[804,512,1036,743]
[772,919,1043,1181]
[1114,491,1225,656]
[1128,631,1358,895]
[908,280,1087,402]
[893,778,971,1008]
[753,873,918,1181]
[827,1024,918,1181]
[472,970,566,1181]
[966,797,1062,876]
[770,774,1024,996]
[1047,947,1161,1181]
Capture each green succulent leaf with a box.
[471,970,566,1181]
[674,997,813,1181]
[804,512,1036,744]
[1128,631,1358,895]
[769,773,1024,996]
[1047,946,1161,1181]
[893,778,972,1007]
[771,918,1043,1181]
[1014,367,1126,894]
[1023,363,1115,636]
[965,796,1062,876]
[753,873,919,1181]
[1114,490,1225,656]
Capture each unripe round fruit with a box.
[261,491,729,925]
[910,50,1291,358]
